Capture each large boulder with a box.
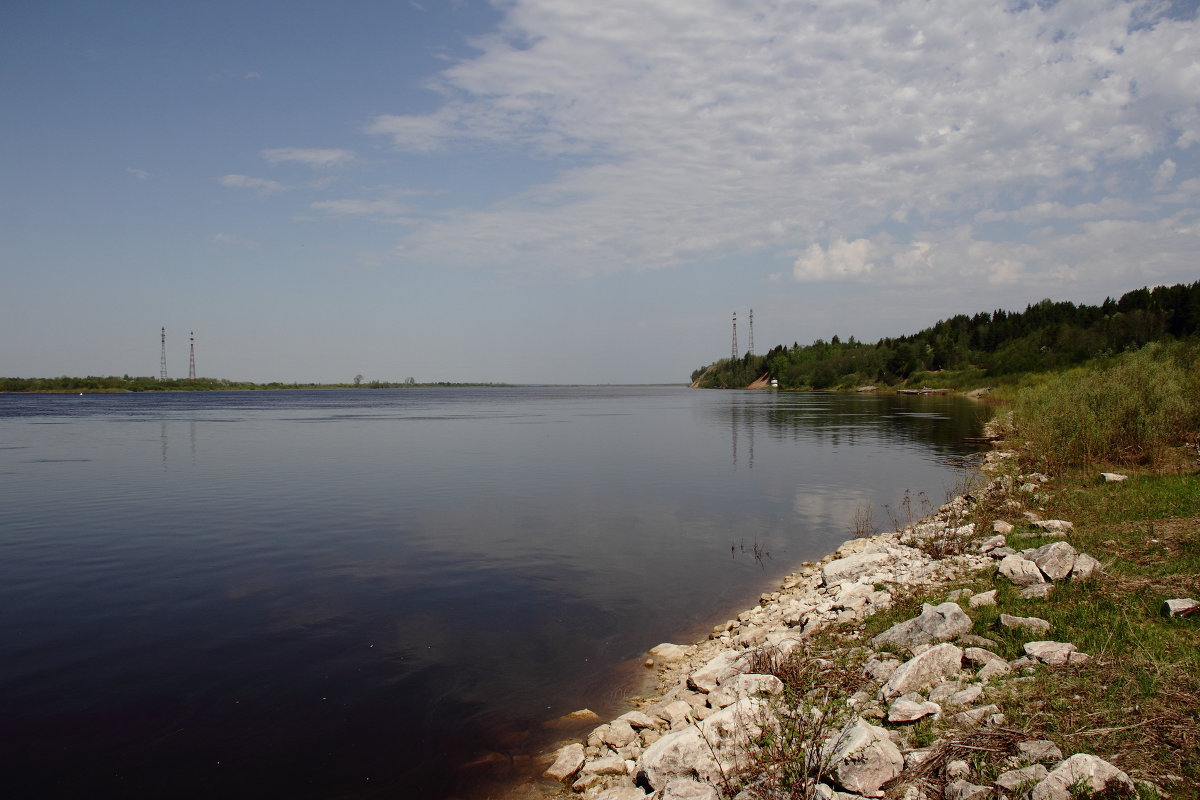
[826,717,904,794]
[1030,754,1135,799]
[707,673,784,709]
[882,643,964,698]
[659,779,719,800]
[636,697,768,790]
[870,602,973,650]
[1025,541,1078,581]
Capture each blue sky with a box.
[3,0,1198,384]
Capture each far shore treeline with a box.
[692,281,1200,390]
[0,376,508,393]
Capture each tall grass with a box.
[1013,340,1200,469]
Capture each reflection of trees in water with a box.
[716,392,987,464]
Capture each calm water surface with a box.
[0,387,985,798]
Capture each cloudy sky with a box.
[3,0,1198,383]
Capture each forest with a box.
[691,281,1200,390]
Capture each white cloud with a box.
[353,0,1200,290]
[126,167,149,180]
[261,147,356,168]
[219,174,286,195]
[792,239,875,282]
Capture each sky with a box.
[3,0,1199,384]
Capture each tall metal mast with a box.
[188,331,196,381]
[160,327,168,381]
[731,312,738,361]
[748,308,754,356]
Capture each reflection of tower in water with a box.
[730,402,754,469]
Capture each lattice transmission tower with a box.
[731,312,738,361]
[188,331,196,381]
[160,327,168,381]
[748,308,754,356]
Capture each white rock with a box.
[968,590,997,608]
[659,778,719,800]
[822,552,894,586]
[887,698,941,723]
[1023,641,1089,666]
[707,673,784,709]
[649,643,689,663]
[1069,553,1101,581]
[882,643,964,698]
[950,704,1000,727]
[544,742,586,781]
[602,719,639,748]
[1030,753,1135,799]
[946,760,971,778]
[1017,740,1063,764]
[1030,519,1074,533]
[945,779,991,800]
[1019,583,1055,599]
[999,613,1051,633]
[1100,472,1128,482]
[1025,541,1078,581]
[826,717,904,795]
[688,650,748,693]
[870,602,973,650]
[593,789,647,800]
[999,554,1045,586]
[995,763,1049,792]
[583,756,630,776]
[993,520,1015,534]
[1161,598,1200,617]
[617,711,659,730]
[637,701,760,790]
[945,684,984,708]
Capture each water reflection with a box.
[0,387,985,800]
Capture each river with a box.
[0,386,985,798]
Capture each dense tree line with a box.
[691,281,1200,390]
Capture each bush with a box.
[1013,341,1199,468]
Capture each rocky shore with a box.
[533,442,1152,800]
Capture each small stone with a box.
[649,643,689,664]
[1069,553,1101,582]
[1030,519,1074,533]
[1100,472,1128,482]
[1025,541,1078,581]
[544,743,586,781]
[887,698,941,723]
[659,778,719,800]
[1161,598,1200,618]
[968,590,997,608]
[1019,583,1055,599]
[996,763,1049,792]
[999,613,1051,633]
[950,704,999,727]
[946,760,971,779]
[583,755,630,776]
[946,684,984,708]
[992,520,1014,534]
[944,778,991,800]
[1016,740,1063,764]
[1023,641,1089,666]
[617,711,659,730]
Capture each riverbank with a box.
[522,423,1200,799]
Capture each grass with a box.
[1012,341,1200,470]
